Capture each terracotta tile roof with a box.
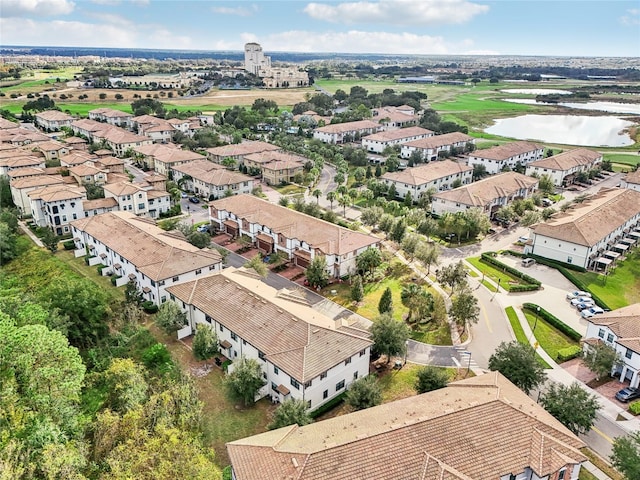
[471,141,544,161]
[403,132,473,149]
[0,118,19,130]
[71,211,221,281]
[71,119,109,133]
[103,181,141,196]
[69,164,107,177]
[228,372,586,480]
[10,174,65,189]
[7,166,47,178]
[95,156,124,166]
[166,267,371,382]
[134,143,181,156]
[205,141,280,158]
[362,126,433,143]
[433,172,538,207]
[382,160,472,186]
[244,151,307,166]
[624,169,640,185]
[94,128,149,145]
[62,136,88,145]
[532,188,640,247]
[29,184,85,202]
[60,151,96,166]
[147,145,204,164]
[89,108,133,118]
[528,148,602,171]
[588,303,640,353]
[146,189,170,200]
[211,194,380,256]
[35,110,74,122]
[82,197,118,210]
[34,140,67,151]
[173,159,252,186]
[262,159,305,172]
[0,155,45,169]
[314,120,381,134]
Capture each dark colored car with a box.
[188,196,200,204]
[615,387,640,403]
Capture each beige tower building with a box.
[244,42,271,76]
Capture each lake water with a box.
[485,115,635,147]
[502,98,640,115]
[500,88,573,95]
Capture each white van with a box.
[521,258,536,268]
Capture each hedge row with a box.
[554,267,610,310]
[509,284,541,293]
[523,302,582,342]
[526,253,587,273]
[629,400,640,415]
[557,345,582,362]
[310,391,346,419]
[481,252,541,287]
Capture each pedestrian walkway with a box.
[582,461,613,480]
[18,220,44,248]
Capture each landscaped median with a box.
[504,306,551,369]
[466,252,541,292]
[521,303,582,362]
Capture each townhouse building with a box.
[71,211,222,306]
[60,151,96,168]
[82,197,119,218]
[400,132,474,161]
[88,108,134,128]
[242,150,306,184]
[166,267,372,409]
[103,181,171,219]
[228,372,586,480]
[0,153,45,176]
[62,136,89,151]
[68,163,108,186]
[205,141,280,164]
[371,105,419,129]
[620,169,640,192]
[313,120,383,144]
[91,128,152,157]
[210,194,380,277]
[171,159,254,199]
[33,139,69,161]
[10,174,66,216]
[431,172,539,217]
[361,126,434,154]
[94,156,125,174]
[29,184,87,235]
[70,118,109,139]
[525,148,603,186]
[584,304,640,390]
[132,114,176,143]
[381,160,473,201]
[0,128,50,145]
[34,110,74,131]
[467,141,544,174]
[525,188,640,270]
[145,145,205,175]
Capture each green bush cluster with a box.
[629,400,640,415]
[557,345,583,362]
[110,275,120,286]
[481,252,541,287]
[508,284,541,292]
[141,301,158,314]
[310,392,347,419]
[523,303,582,341]
[527,253,587,272]
[63,240,76,250]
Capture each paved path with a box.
[18,220,44,247]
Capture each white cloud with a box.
[0,17,193,49]
[620,8,640,26]
[2,0,75,17]
[90,0,121,5]
[244,29,488,55]
[212,4,258,17]
[303,0,489,26]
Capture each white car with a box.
[581,307,605,318]
[181,192,188,198]
[570,296,593,306]
[566,290,592,300]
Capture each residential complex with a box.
[34,110,74,130]
[400,132,474,161]
[210,194,380,277]
[313,120,383,144]
[431,171,539,217]
[166,266,372,408]
[467,141,544,174]
[584,304,640,389]
[242,150,306,185]
[361,126,433,154]
[205,141,280,163]
[71,211,222,306]
[621,169,640,192]
[171,159,254,199]
[381,159,473,201]
[525,148,603,186]
[371,105,419,128]
[228,372,586,480]
[525,188,640,270]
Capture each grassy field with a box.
[572,249,640,309]
[504,307,552,369]
[377,365,468,403]
[524,311,578,362]
[466,257,534,292]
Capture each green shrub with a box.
[63,240,76,250]
[523,303,582,341]
[557,345,583,362]
[111,275,120,286]
[310,391,347,419]
[480,252,541,287]
[222,466,233,480]
[527,254,587,272]
[221,359,232,372]
[97,265,105,275]
[509,284,541,292]
[141,301,158,314]
[629,400,640,415]
[142,343,172,370]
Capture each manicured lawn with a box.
[572,249,640,309]
[410,322,452,346]
[603,153,640,167]
[505,307,552,369]
[466,257,531,291]
[578,469,598,480]
[523,311,578,362]
[581,448,624,480]
[377,365,465,403]
[274,184,306,195]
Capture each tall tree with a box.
[415,242,440,274]
[540,382,600,435]
[583,343,621,381]
[401,284,433,324]
[103,358,148,413]
[611,430,640,480]
[356,247,382,278]
[415,366,449,394]
[450,287,480,334]
[311,188,322,204]
[326,190,336,210]
[351,274,364,303]
[370,313,410,364]
[305,255,329,288]
[436,260,467,294]
[488,341,546,395]
[155,301,187,336]
[268,399,313,430]
[346,376,382,411]
[378,287,393,314]
[224,357,266,407]
[192,323,218,363]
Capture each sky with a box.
[1,0,639,57]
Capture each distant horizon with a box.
[1,1,638,57]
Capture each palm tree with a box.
[312,188,322,204]
[326,191,336,210]
[338,194,351,217]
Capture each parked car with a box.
[181,192,188,198]
[189,196,200,204]
[581,306,605,318]
[575,301,595,311]
[615,387,640,403]
[196,224,209,233]
[566,290,592,300]
[542,198,554,207]
[570,296,593,306]
[517,236,529,243]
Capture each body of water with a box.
[485,114,635,147]
[500,88,573,95]
[502,98,640,115]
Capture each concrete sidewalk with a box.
[18,220,44,248]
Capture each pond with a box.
[485,114,636,147]
[502,98,640,115]
[500,88,573,95]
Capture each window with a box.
[558,469,566,480]
[258,351,265,360]
[307,400,312,409]
[231,332,237,341]
[344,357,351,366]
[195,269,201,275]
[205,315,212,323]
[161,296,166,303]
[274,366,279,375]
[172,276,179,282]
[320,371,327,380]
[626,349,633,359]
[607,333,614,343]
[304,380,312,388]
[353,371,358,380]
[290,377,300,390]
[271,382,278,392]
[598,329,605,339]
[219,324,224,332]
[336,380,345,391]
[323,390,328,399]
[359,349,366,357]
[138,203,145,210]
